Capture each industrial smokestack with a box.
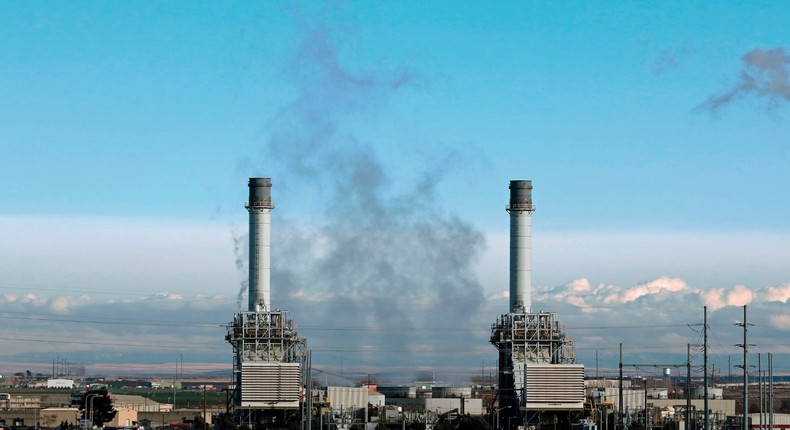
[507,180,534,313]
[246,178,274,312]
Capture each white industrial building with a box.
[328,387,370,411]
[46,379,74,389]
[386,397,484,416]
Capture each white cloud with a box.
[702,285,755,311]
[728,285,755,306]
[568,278,592,293]
[49,296,72,313]
[2,215,790,376]
[701,288,727,311]
[602,292,621,305]
[151,292,184,301]
[535,275,790,335]
[530,230,790,290]
[564,295,587,308]
[541,276,688,310]
[764,283,790,303]
[617,277,688,304]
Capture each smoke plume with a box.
[255,24,487,372]
[230,224,248,310]
[700,47,790,113]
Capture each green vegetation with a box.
[132,389,226,408]
[79,388,117,427]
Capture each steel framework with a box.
[491,312,575,365]
[228,310,306,363]
[226,309,307,427]
[491,311,579,429]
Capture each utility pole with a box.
[202,386,207,430]
[704,306,709,430]
[735,305,753,430]
[173,359,178,412]
[758,354,762,430]
[619,344,624,430]
[643,379,648,430]
[769,353,774,430]
[686,344,691,430]
[307,351,313,430]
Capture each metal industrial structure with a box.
[226,178,308,429]
[490,180,584,429]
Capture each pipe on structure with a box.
[507,180,534,313]
[247,178,274,312]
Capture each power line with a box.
[0,313,224,328]
[0,310,723,333]
[0,283,237,299]
[0,334,226,350]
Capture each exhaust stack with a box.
[246,178,274,312]
[507,180,534,313]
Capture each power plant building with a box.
[223,178,582,429]
[490,180,584,428]
[226,178,308,428]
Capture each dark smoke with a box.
[699,47,790,113]
[230,223,248,311]
[257,24,488,374]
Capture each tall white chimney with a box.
[246,178,274,312]
[507,180,534,313]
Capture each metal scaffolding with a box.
[228,310,306,364]
[491,311,581,429]
[491,312,576,365]
[226,309,307,427]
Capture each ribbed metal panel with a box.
[240,362,301,408]
[327,386,368,410]
[524,364,584,410]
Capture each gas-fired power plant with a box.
[491,180,584,428]
[226,178,309,428]
[222,178,582,430]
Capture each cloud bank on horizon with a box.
[4,233,790,378]
[539,276,790,322]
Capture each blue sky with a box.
[2,2,790,381]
